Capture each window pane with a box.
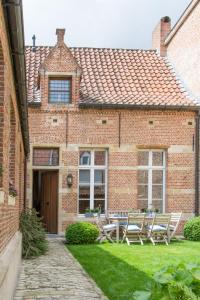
[94,200,105,213]
[152,170,163,184]
[152,152,164,166]
[95,151,106,165]
[79,151,91,165]
[138,151,149,166]
[79,200,90,214]
[33,148,59,166]
[138,170,148,184]
[94,170,105,184]
[79,170,90,184]
[138,185,148,199]
[49,91,70,102]
[79,186,90,199]
[152,200,163,212]
[152,185,163,199]
[94,185,105,199]
[49,79,71,103]
[50,80,70,90]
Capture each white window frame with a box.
[78,149,108,214]
[138,150,166,212]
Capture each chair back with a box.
[107,210,129,218]
[171,212,182,223]
[127,213,145,229]
[95,216,106,232]
[153,214,171,228]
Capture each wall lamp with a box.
[67,173,73,187]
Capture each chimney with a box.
[152,16,171,56]
[56,28,65,45]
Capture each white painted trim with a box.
[78,149,107,213]
[138,150,166,212]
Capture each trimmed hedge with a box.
[65,222,99,244]
[184,217,200,241]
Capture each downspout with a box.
[195,111,200,216]
[66,111,68,146]
[23,156,27,209]
[118,112,121,148]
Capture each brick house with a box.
[26,26,199,235]
[0,0,29,299]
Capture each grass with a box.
[67,240,200,300]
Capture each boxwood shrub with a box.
[65,222,99,244]
[184,217,200,241]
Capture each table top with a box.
[108,215,155,220]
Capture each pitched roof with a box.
[25,46,199,108]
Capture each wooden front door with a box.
[41,171,58,233]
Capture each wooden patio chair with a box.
[122,213,145,245]
[169,212,182,240]
[158,212,182,241]
[147,214,171,246]
[96,216,117,243]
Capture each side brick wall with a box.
[0,4,25,253]
[166,1,200,99]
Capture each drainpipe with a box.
[195,111,200,216]
[23,157,27,209]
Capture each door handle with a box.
[46,201,49,205]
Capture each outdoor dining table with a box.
[108,216,128,243]
[108,214,170,243]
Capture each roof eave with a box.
[79,102,200,112]
[3,0,29,156]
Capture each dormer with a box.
[39,29,81,107]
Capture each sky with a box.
[23,0,191,49]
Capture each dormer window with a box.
[49,77,71,103]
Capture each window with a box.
[138,150,165,212]
[79,150,107,214]
[33,148,59,166]
[49,78,71,103]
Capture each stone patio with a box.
[14,238,107,300]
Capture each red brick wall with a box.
[28,99,197,232]
[0,5,26,253]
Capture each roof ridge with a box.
[25,45,156,52]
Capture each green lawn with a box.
[67,241,200,300]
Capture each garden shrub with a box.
[20,209,48,259]
[184,217,200,241]
[65,222,99,244]
[133,263,200,300]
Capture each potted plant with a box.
[85,208,94,218]
[84,206,101,217]
[91,207,100,217]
